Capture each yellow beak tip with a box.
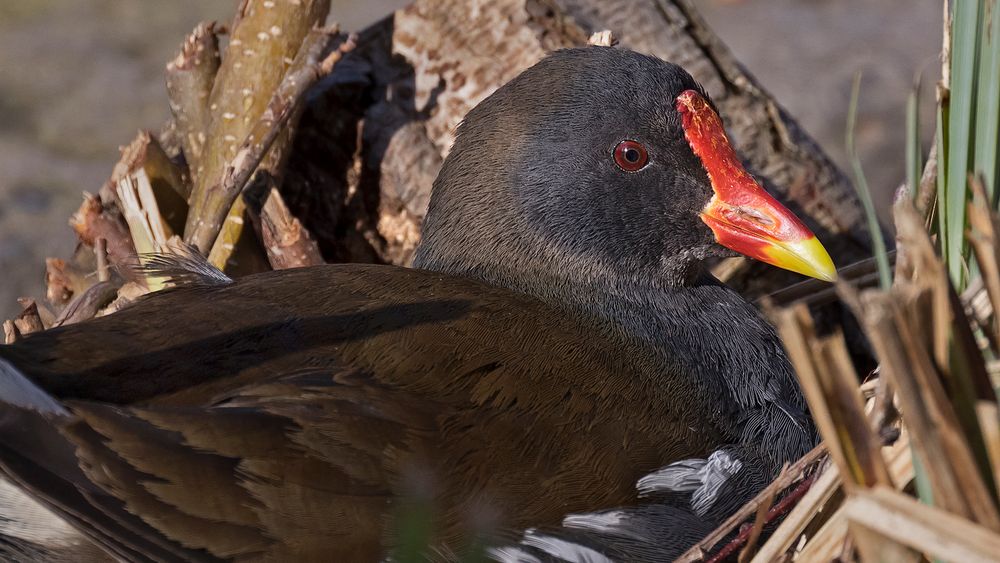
[763,236,838,282]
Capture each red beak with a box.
[675,90,836,282]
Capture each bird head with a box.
[415,47,836,288]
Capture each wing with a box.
[0,263,737,560]
[0,371,778,563]
[0,365,445,561]
[0,265,721,467]
[0,356,778,561]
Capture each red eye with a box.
[613,140,649,172]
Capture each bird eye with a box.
[613,140,649,172]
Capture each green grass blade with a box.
[846,72,892,290]
[977,0,1000,205]
[937,99,950,248]
[912,451,935,506]
[907,78,923,199]
[945,0,983,288]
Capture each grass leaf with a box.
[977,0,1000,206]
[846,72,893,290]
[907,78,923,200]
[945,0,983,288]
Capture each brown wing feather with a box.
[0,264,729,559]
[0,408,219,562]
[50,368,446,560]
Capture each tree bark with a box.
[279,0,872,297]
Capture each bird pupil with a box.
[625,149,639,162]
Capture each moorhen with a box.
[0,46,834,562]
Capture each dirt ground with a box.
[0,0,940,319]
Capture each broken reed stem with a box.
[968,175,1000,348]
[705,474,816,563]
[736,487,774,563]
[749,461,843,562]
[186,30,354,257]
[978,402,1000,497]
[890,199,1000,526]
[775,303,890,489]
[865,288,1000,530]
[844,486,1000,562]
[675,444,827,562]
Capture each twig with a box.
[749,459,845,562]
[736,485,775,563]
[2,320,19,344]
[183,0,333,256]
[18,298,54,328]
[51,282,120,328]
[706,474,818,563]
[760,251,896,308]
[191,30,356,260]
[252,183,324,269]
[587,29,617,47]
[13,301,44,336]
[70,193,138,278]
[676,444,828,561]
[45,257,89,310]
[166,21,221,186]
[95,238,110,283]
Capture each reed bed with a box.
[686,2,1000,560]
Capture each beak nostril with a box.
[718,205,776,231]
[735,206,775,229]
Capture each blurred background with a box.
[0,0,940,318]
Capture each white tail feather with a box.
[0,477,81,548]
